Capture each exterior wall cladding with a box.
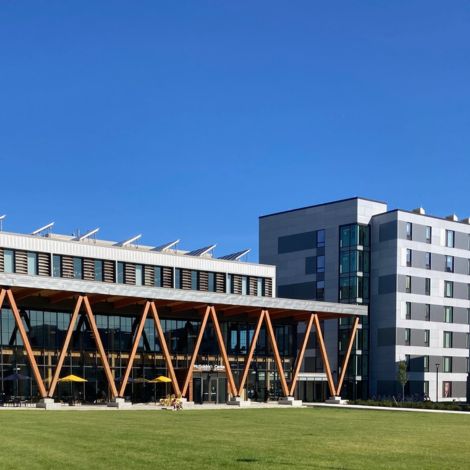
[260,197,470,402]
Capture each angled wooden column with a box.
[336,316,360,396]
[4,289,47,398]
[289,313,315,396]
[209,306,237,397]
[237,310,265,396]
[149,301,181,397]
[118,301,151,397]
[264,310,289,397]
[312,313,336,397]
[82,295,118,398]
[48,296,84,397]
[182,306,210,397]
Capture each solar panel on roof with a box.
[218,249,251,261]
[153,239,180,252]
[185,244,216,257]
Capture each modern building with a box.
[0,225,364,407]
[260,197,470,402]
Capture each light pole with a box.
[435,363,440,403]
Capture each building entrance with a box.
[193,372,227,404]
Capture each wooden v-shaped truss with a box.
[48,295,118,398]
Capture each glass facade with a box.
[0,306,295,404]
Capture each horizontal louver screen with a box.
[83,258,95,281]
[15,250,28,274]
[264,278,273,297]
[103,260,115,283]
[162,267,173,288]
[37,253,50,276]
[124,263,136,285]
[61,256,74,278]
[232,275,242,295]
[144,265,154,287]
[249,277,258,296]
[199,271,209,291]
[0,248,5,272]
[215,273,225,293]
[181,269,192,290]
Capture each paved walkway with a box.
[306,402,470,415]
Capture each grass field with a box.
[0,407,469,469]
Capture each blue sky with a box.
[1,1,469,260]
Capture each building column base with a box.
[325,396,348,405]
[107,397,132,409]
[227,396,251,407]
[278,396,303,407]
[36,398,61,410]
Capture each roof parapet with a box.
[445,214,459,222]
[412,207,425,215]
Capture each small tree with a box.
[397,360,408,402]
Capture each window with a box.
[209,272,216,292]
[425,226,432,244]
[424,381,429,396]
[444,281,453,298]
[405,302,411,319]
[446,230,454,248]
[405,328,411,346]
[94,260,103,282]
[443,356,452,373]
[406,249,412,267]
[443,331,453,348]
[425,252,431,269]
[424,329,430,346]
[443,381,452,398]
[316,229,325,247]
[406,222,412,240]
[405,354,410,370]
[468,259,470,275]
[226,274,232,294]
[316,280,325,300]
[27,252,38,275]
[175,269,182,289]
[424,355,429,372]
[53,255,61,277]
[117,262,125,284]
[4,249,14,273]
[425,304,431,321]
[316,255,325,273]
[241,276,248,295]
[135,264,143,286]
[444,306,453,323]
[154,267,162,287]
[425,278,431,296]
[445,255,454,273]
[405,276,411,293]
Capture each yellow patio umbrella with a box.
[149,375,172,383]
[132,377,149,384]
[58,374,88,383]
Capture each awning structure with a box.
[0,275,366,402]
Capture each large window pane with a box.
[4,249,14,273]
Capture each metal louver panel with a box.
[249,277,258,296]
[83,258,95,281]
[14,250,28,274]
[37,252,50,276]
[199,271,209,291]
[162,267,173,288]
[232,275,242,295]
[0,248,5,272]
[215,273,225,293]
[124,263,136,285]
[264,278,273,297]
[61,256,74,278]
[103,260,115,283]
[144,265,154,287]
[181,269,192,290]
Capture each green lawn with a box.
[0,407,468,469]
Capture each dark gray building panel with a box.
[278,231,316,254]
[278,281,316,300]
[379,221,397,242]
[455,231,469,251]
[379,275,396,294]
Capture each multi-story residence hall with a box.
[260,197,470,402]
[0,226,364,407]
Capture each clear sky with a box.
[1,1,469,260]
